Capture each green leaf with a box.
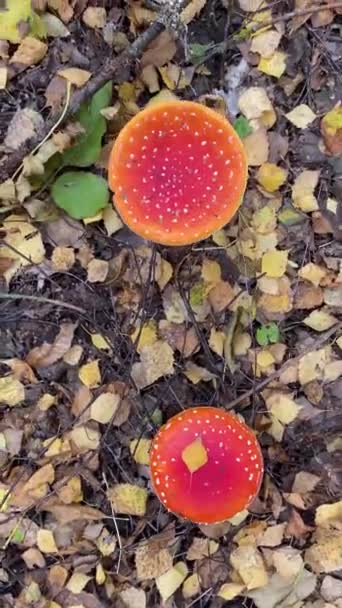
[190,282,206,307]
[51,171,109,219]
[12,528,25,543]
[278,205,305,226]
[234,116,253,139]
[189,42,215,62]
[256,322,280,346]
[62,82,112,168]
[29,12,47,38]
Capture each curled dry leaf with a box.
[26,323,77,369]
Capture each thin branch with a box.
[0,292,86,314]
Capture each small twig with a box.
[257,1,342,30]
[227,321,342,411]
[0,292,86,314]
[102,472,123,574]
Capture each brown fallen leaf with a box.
[42,502,105,524]
[82,6,107,28]
[135,541,173,581]
[58,67,91,87]
[10,37,48,66]
[26,322,77,368]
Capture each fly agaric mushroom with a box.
[108,101,247,246]
[150,406,263,524]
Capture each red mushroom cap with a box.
[150,406,263,524]
[108,101,247,246]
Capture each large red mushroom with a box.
[108,101,247,246]
[149,406,263,524]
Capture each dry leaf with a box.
[91,333,110,350]
[239,87,274,120]
[184,362,216,384]
[298,263,327,287]
[37,529,58,554]
[87,258,109,283]
[251,30,282,58]
[90,393,120,424]
[131,321,158,354]
[218,582,245,600]
[156,562,188,602]
[292,471,320,494]
[26,322,76,368]
[66,572,92,593]
[259,523,286,547]
[69,425,100,450]
[292,170,320,212]
[258,51,287,78]
[209,328,225,356]
[135,540,172,581]
[261,250,288,278]
[131,341,174,389]
[243,129,269,166]
[303,309,337,331]
[208,280,235,313]
[82,7,106,28]
[10,37,48,66]
[186,537,219,560]
[58,476,83,504]
[51,246,75,271]
[181,0,207,24]
[256,163,287,192]
[130,439,151,465]
[0,214,45,282]
[141,31,177,68]
[63,344,83,365]
[79,360,101,388]
[103,206,123,235]
[231,545,268,589]
[108,483,148,516]
[58,67,91,87]
[159,321,199,358]
[183,573,201,599]
[119,587,147,608]
[0,376,25,406]
[286,104,317,128]
[305,529,342,573]
[316,501,342,528]
[298,348,328,385]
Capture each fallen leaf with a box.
[0,67,7,90]
[38,393,56,411]
[79,360,101,388]
[43,502,104,524]
[91,333,110,350]
[51,246,75,271]
[66,572,92,593]
[82,7,107,28]
[63,344,83,365]
[156,562,188,602]
[251,30,282,58]
[0,214,45,282]
[135,537,173,581]
[119,587,147,608]
[261,250,288,278]
[37,529,58,553]
[321,105,342,156]
[209,328,225,356]
[324,360,342,382]
[87,258,109,283]
[182,438,208,473]
[108,483,148,516]
[58,67,91,87]
[239,87,274,120]
[231,545,268,589]
[131,321,158,354]
[58,476,82,504]
[286,104,317,128]
[41,13,70,37]
[298,262,327,286]
[141,31,177,68]
[256,163,287,192]
[103,206,123,235]
[305,529,342,573]
[184,362,216,384]
[303,309,337,331]
[292,471,320,494]
[69,425,100,450]
[0,376,25,406]
[181,0,207,24]
[298,348,328,385]
[90,393,120,424]
[292,170,320,212]
[186,537,219,560]
[159,321,199,358]
[0,0,32,43]
[208,280,235,312]
[247,569,316,608]
[183,573,201,599]
[131,341,174,389]
[10,37,48,66]
[130,439,151,465]
[26,323,76,368]
[258,51,287,78]
[218,582,245,600]
[243,129,269,166]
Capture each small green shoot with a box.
[256,322,280,346]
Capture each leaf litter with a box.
[0,0,342,606]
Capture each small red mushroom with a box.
[108,100,247,246]
[149,406,263,524]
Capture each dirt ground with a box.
[0,0,342,607]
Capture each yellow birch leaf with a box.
[256,163,287,192]
[218,583,245,600]
[103,206,123,236]
[303,309,337,331]
[258,51,287,78]
[251,30,281,58]
[266,392,301,424]
[96,563,106,585]
[0,376,25,406]
[91,333,110,350]
[181,438,208,473]
[292,170,320,212]
[131,321,158,354]
[69,425,100,450]
[130,439,151,465]
[315,501,342,527]
[37,529,58,554]
[0,0,32,43]
[90,393,120,424]
[298,263,327,287]
[201,259,222,284]
[209,328,225,356]
[66,572,92,593]
[298,348,328,385]
[286,104,317,128]
[261,250,288,278]
[58,68,91,87]
[78,360,101,388]
[156,562,188,602]
[107,483,148,516]
[230,545,268,590]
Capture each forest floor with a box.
[0,0,342,607]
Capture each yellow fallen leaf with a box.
[231,545,268,590]
[286,104,317,128]
[184,362,216,384]
[233,332,252,357]
[91,333,110,350]
[66,572,92,593]
[0,67,8,90]
[87,258,109,283]
[305,529,342,573]
[69,425,100,450]
[63,344,83,366]
[78,360,101,388]
[256,350,275,373]
[157,258,173,291]
[258,51,287,78]
[298,348,328,385]
[303,309,337,331]
[238,87,274,120]
[336,336,342,350]
[266,392,301,424]
[201,258,221,285]
[135,541,173,581]
[156,562,188,602]
[324,360,342,382]
[51,247,75,271]
[90,393,120,424]
[243,129,269,166]
[181,437,208,473]
[209,328,225,357]
[273,546,304,579]
[186,537,218,560]
[119,587,147,607]
[292,170,320,212]
[103,206,123,236]
[256,163,287,192]
[316,501,342,528]
[145,88,179,108]
[131,340,174,389]
[0,0,32,42]
[96,528,116,556]
[159,63,193,90]
[131,321,158,354]
[0,376,25,406]
[130,439,151,465]
[251,30,281,58]
[298,262,327,287]
[252,206,277,234]
[10,37,47,66]
[218,582,245,600]
[181,0,207,24]
[95,563,106,585]
[58,67,91,87]
[82,6,106,28]
[37,529,58,554]
[37,393,56,411]
[182,573,201,599]
[261,250,288,278]
[0,214,45,283]
[108,483,148,516]
[83,210,103,224]
[58,476,83,504]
